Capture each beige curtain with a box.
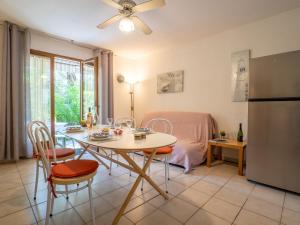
[94,49,114,123]
[0,21,31,160]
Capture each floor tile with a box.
[203,173,231,186]
[234,209,279,225]
[92,179,121,196]
[116,196,146,213]
[148,192,173,208]
[1,158,298,225]
[0,186,27,203]
[124,180,154,196]
[126,202,156,223]
[224,177,254,195]
[159,180,187,196]
[0,208,36,225]
[39,208,85,225]
[112,173,137,186]
[244,197,282,221]
[203,197,240,222]
[160,197,198,223]
[284,193,300,212]
[67,188,98,207]
[32,196,72,221]
[74,196,114,222]
[178,187,211,207]
[250,184,285,206]
[281,208,300,225]
[137,210,181,225]
[25,182,48,195]
[87,209,133,225]
[0,179,23,192]
[186,209,231,225]
[102,187,137,207]
[0,196,30,218]
[215,187,248,206]
[192,180,221,196]
[173,174,201,186]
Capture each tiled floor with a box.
[0,154,299,225]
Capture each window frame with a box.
[30,49,99,138]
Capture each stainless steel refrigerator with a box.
[247,50,300,193]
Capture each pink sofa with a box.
[141,111,217,173]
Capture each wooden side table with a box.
[207,139,247,175]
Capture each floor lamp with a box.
[117,74,137,127]
[129,83,135,120]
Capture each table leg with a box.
[217,146,223,160]
[112,149,168,225]
[238,147,244,176]
[207,144,212,167]
[78,143,110,169]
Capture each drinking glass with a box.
[94,114,101,128]
[107,117,113,128]
[126,120,133,128]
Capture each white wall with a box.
[31,31,93,59]
[113,55,137,119]
[116,8,300,140]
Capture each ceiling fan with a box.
[97,0,166,34]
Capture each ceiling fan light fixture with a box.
[119,17,135,33]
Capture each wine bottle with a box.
[86,107,94,129]
[237,123,244,142]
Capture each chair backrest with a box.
[34,126,56,177]
[145,118,173,135]
[114,117,135,128]
[27,121,50,156]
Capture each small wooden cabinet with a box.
[207,139,247,175]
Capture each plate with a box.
[212,138,227,142]
[65,128,84,133]
[89,136,113,142]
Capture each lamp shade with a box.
[119,18,135,33]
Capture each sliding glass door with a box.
[29,50,98,137]
[55,57,81,131]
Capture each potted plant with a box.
[220,131,226,140]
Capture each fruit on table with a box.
[102,127,110,133]
[80,120,86,127]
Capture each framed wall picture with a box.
[157,70,184,94]
[231,50,250,102]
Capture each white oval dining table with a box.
[61,127,177,225]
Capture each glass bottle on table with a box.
[86,107,94,129]
[237,123,244,142]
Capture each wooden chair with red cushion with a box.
[27,121,76,200]
[35,126,98,225]
[141,118,174,193]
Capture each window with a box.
[29,50,98,137]
[29,55,51,125]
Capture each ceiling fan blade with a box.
[97,14,124,29]
[134,0,165,12]
[131,16,152,35]
[102,0,123,10]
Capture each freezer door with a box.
[249,50,300,99]
[247,101,300,193]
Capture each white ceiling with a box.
[1,0,300,59]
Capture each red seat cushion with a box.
[143,146,173,155]
[52,160,99,178]
[47,148,75,159]
[34,148,75,159]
